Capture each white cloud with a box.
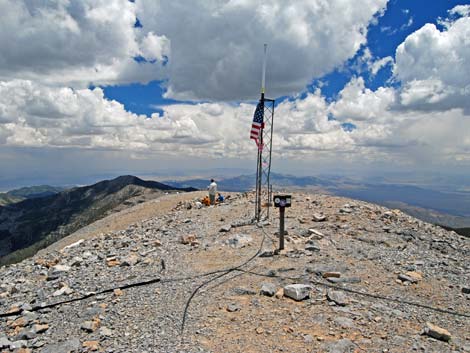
[0,80,256,158]
[370,56,394,76]
[350,47,393,77]
[140,32,170,62]
[394,10,470,112]
[136,0,388,100]
[2,77,468,169]
[329,77,395,122]
[0,0,389,100]
[0,0,169,87]
[448,5,470,19]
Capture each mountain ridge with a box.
[0,185,65,206]
[0,175,197,265]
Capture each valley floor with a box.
[0,191,469,352]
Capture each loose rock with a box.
[327,290,350,306]
[226,303,241,312]
[312,214,326,222]
[260,283,276,297]
[180,234,198,245]
[283,284,312,301]
[423,322,451,342]
[219,224,232,232]
[322,271,341,278]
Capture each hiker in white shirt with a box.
[208,179,217,205]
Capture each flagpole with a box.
[261,43,267,100]
[256,44,267,221]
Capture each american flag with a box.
[250,101,264,150]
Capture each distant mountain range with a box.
[0,185,65,206]
[164,172,470,229]
[0,176,196,265]
[163,172,333,192]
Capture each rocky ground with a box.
[0,191,469,353]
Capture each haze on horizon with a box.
[0,1,469,189]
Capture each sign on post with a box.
[273,195,291,250]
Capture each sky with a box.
[0,0,469,188]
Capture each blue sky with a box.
[0,0,469,187]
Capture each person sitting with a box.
[202,196,211,206]
[217,193,224,203]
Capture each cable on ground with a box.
[179,220,269,335]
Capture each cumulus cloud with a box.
[0,0,169,87]
[329,77,395,122]
[327,75,470,164]
[2,77,468,168]
[394,8,470,112]
[0,80,257,158]
[0,79,355,158]
[136,0,388,100]
[0,0,389,100]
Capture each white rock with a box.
[423,322,451,342]
[0,336,11,349]
[62,239,84,251]
[99,326,113,337]
[52,285,73,297]
[260,283,276,297]
[82,251,93,258]
[51,265,71,275]
[9,340,27,349]
[69,257,83,267]
[283,284,312,301]
[308,229,324,237]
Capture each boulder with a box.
[40,337,81,353]
[327,290,350,306]
[260,283,277,297]
[0,336,11,349]
[423,322,451,342]
[180,234,198,245]
[283,284,312,301]
[312,214,327,222]
[219,224,232,232]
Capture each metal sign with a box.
[273,195,291,208]
[273,194,292,250]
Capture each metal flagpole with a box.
[255,44,267,221]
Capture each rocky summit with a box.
[0,191,469,353]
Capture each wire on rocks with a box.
[233,269,470,319]
[5,218,465,333]
[0,277,162,318]
[179,221,270,336]
[0,269,237,319]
